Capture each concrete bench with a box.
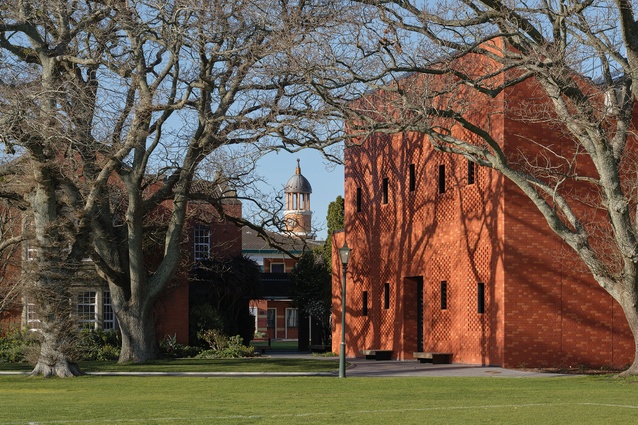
[413,352,452,364]
[309,344,331,353]
[361,349,393,361]
[252,338,271,353]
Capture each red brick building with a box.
[0,191,242,347]
[245,161,322,343]
[332,53,635,368]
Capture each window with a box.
[362,291,369,316]
[478,282,485,314]
[356,187,362,212]
[468,160,476,185]
[267,308,276,328]
[409,164,416,192]
[270,263,285,273]
[193,225,210,260]
[77,291,98,330]
[26,301,41,331]
[249,306,258,334]
[103,290,116,331]
[286,308,298,328]
[440,281,448,310]
[382,177,389,204]
[26,244,37,261]
[384,283,390,309]
[438,164,446,194]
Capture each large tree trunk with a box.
[31,332,83,378]
[116,300,159,363]
[28,162,83,377]
[617,287,638,376]
[29,274,83,377]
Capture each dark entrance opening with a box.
[416,278,424,352]
[403,275,424,356]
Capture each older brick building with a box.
[0,190,242,347]
[332,56,635,368]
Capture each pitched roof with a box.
[242,226,322,254]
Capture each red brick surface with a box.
[333,51,634,368]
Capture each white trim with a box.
[285,308,298,339]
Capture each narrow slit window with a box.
[468,160,476,185]
[478,282,485,314]
[440,281,448,310]
[438,164,446,194]
[409,164,416,192]
[362,291,369,316]
[382,177,389,204]
[384,283,390,309]
[356,187,362,212]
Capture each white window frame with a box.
[102,290,116,331]
[26,301,41,331]
[77,291,98,330]
[193,225,211,260]
[25,243,37,261]
[285,308,298,338]
[267,308,276,329]
[249,306,258,334]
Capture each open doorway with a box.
[403,276,424,355]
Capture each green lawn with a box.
[1,375,638,424]
[0,357,339,373]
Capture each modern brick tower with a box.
[332,48,635,369]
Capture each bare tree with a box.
[0,0,344,376]
[307,0,638,375]
[0,203,22,316]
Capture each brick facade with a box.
[0,197,242,347]
[332,52,634,368]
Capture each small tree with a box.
[290,250,332,346]
[322,196,344,270]
[190,255,261,345]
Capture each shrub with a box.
[160,334,201,358]
[76,329,121,361]
[0,327,40,363]
[198,329,228,351]
[196,334,255,359]
[189,304,225,346]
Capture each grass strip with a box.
[0,357,339,373]
[1,375,638,424]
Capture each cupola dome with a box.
[284,159,312,194]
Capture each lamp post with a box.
[338,241,351,378]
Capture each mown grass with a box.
[0,357,339,373]
[1,375,638,424]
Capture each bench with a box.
[309,344,331,353]
[252,338,271,353]
[413,352,453,364]
[361,349,393,361]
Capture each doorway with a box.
[403,276,424,355]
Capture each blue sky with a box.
[257,148,344,241]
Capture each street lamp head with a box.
[339,241,351,266]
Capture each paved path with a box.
[343,359,567,377]
[267,353,570,378]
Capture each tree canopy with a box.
[0,0,347,376]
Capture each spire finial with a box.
[296,158,301,174]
